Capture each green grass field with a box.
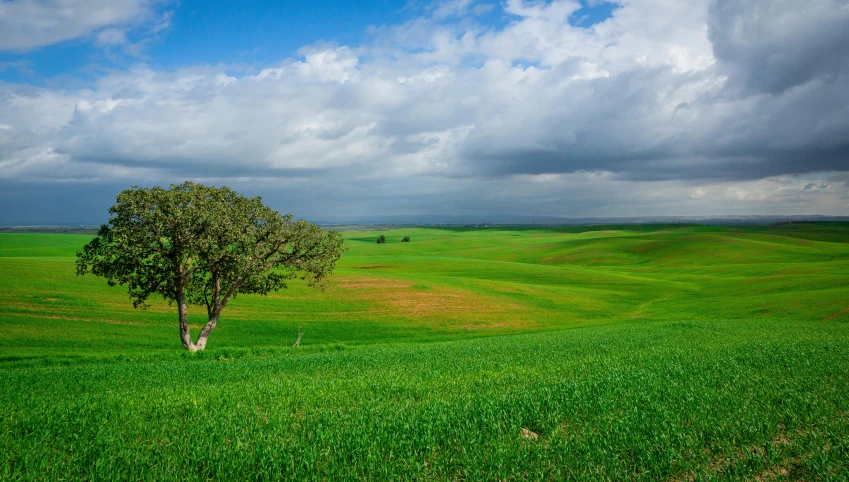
[2,224,848,480]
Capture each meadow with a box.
[1,224,848,480]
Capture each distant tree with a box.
[402,236,411,242]
[76,182,345,351]
[377,235,386,244]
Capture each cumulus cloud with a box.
[0,0,848,222]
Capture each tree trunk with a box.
[194,315,219,351]
[177,287,197,352]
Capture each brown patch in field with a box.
[335,277,408,289]
[10,312,92,322]
[43,298,59,302]
[823,304,849,321]
[543,253,579,263]
[336,276,526,322]
[382,289,520,319]
[752,443,809,482]
[753,466,790,481]
[673,428,800,482]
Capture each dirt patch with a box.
[752,449,808,482]
[384,289,524,320]
[335,276,525,321]
[674,428,799,482]
[335,277,409,290]
[753,465,790,481]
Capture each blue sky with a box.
[0,0,847,224]
[0,1,617,85]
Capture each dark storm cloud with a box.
[708,0,849,95]
[0,180,125,225]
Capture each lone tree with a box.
[376,235,386,244]
[401,236,411,242]
[76,182,345,351]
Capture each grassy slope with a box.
[1,224,848,359]
[1,224,849,480]
[2,320,848,480]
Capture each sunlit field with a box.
[2,224,848,480]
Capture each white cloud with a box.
[0,0,848,220]
[0,0,169,51]
[96,28,129,47]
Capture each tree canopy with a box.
[76,182,345,351]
